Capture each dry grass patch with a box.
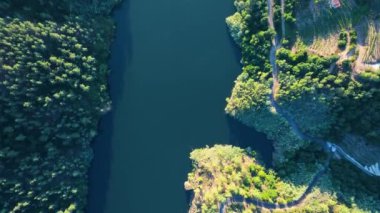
[307,33,340,56]
[355,19,380,73]
[362,21,380,63]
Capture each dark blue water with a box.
[87,0,273,212]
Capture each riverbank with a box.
[87,1,130,212]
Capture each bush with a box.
[338,40,347,49]
[338,31,348,49]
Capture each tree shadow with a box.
[226,27,243,66]
[325,159,380,211]
[86,0,132,212]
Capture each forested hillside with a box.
[0,0,119,211]
[186,0,380,212]
[226,0,380,164]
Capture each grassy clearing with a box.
[296,0,360,43]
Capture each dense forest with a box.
[0,0,119,211]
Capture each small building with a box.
[330,0,341,8]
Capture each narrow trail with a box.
[281,0,286,38]
[218,1,329,212]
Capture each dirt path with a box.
[281,0,285,37]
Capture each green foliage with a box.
[0,0,121,20]
[226,12,246,45]
[226,0,273,77]
[275,41,380,144]
[226,73,270,114]
[0,0,118,211]
[228,0,268,45]
[358,69,380,83]
[226,0,311,163]
[0,18,109,146]
[275,48,341,138]
[329,160,380,211]
[349,29,358,44]
[338,30,348,50]
[226,74,309,163]
[275,0,299,28]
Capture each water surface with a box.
[88,0,272,212]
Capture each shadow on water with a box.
[224,29,275,167]
[227,116,274,167]
[227,32,242,67]
[87,1,131,212]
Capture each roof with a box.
[330,0,341,8]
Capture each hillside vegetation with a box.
[226,0,380,164]
[185,0,380,212]
[186,145,380,213]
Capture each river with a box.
[87,0,272,212]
